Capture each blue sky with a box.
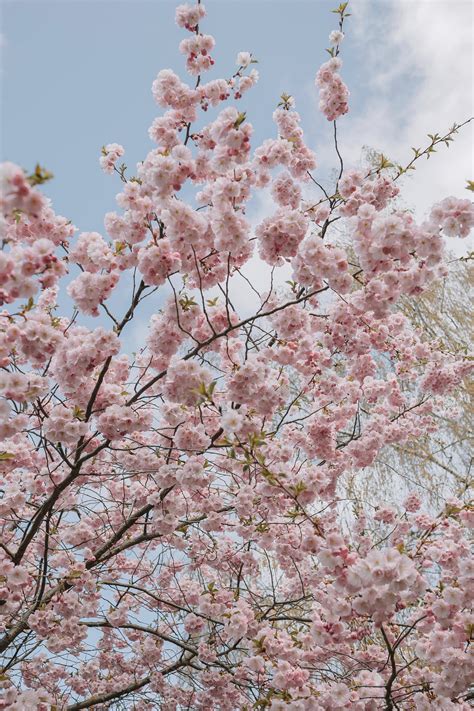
[1,0,360,232]
[2,0,472,232]
[1,0,472,335]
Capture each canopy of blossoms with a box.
[0,2,473,709]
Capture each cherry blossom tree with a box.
[1,2,473,709]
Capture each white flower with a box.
[8,567,29,587]
[329,30,344,46]
[236,51,252,68]
[328,56,343,72]
[221,409,243,434]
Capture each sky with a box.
[1,0,473,338]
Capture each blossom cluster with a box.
[428,195,474,238]
[99,143,125,174]
[315,57,350,121]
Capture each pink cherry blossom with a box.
[0,2,472,709]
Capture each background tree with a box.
[339,255,473,514]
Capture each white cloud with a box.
[313,0,473,258]
[345,0,473,229]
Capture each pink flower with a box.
[99,143,124,174]
[236,51,252,68]
[7,566,30,587]
[175,2,206,32]
[315,58,350,121]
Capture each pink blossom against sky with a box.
[2,0,472,232]
[1,0,472,337]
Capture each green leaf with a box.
[21,296,35,312]
[26,163,54,186]
[179,295,197,311]
[73,406,85,420]
[332,1,349,13]
[233,112,247,129]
